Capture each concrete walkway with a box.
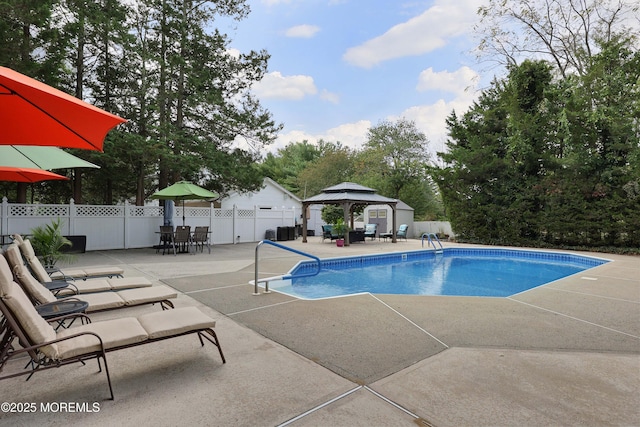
[1,238,638,426]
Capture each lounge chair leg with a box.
[100,352,115,400]
[199,329,226,364]
[160,300,174,310]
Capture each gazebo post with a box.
[391,203,397,243]
[343,202,351,246]
[302,202,309,243]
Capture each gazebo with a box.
[301,182,398,245]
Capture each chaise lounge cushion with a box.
[138,307,215,339]
[106,276,152,290]
[0,281,59,358]
[118,286,178,306]
[55,317,148,359]
[80,292,127,312]
[18,239,51,283]
[50,265,125,280]
[5,243,58,304]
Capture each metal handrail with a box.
[421,233,443,251]
[254,240,321,295]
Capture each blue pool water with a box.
[268,248,608,299]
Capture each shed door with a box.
[368,209,387,234]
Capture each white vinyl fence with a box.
[1,198,298,250]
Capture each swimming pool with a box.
[266,248,609,299]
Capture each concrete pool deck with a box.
[1,238,638,426]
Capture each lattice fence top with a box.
[11,205,69,217]
[76,205,123,217]
[186,207,211,218]
[129,206,157,217]
[237,209,255,218]
[214,209,234,218]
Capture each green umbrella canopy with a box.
[150,181,218,226]
[150,181,218,200]
[0,145,99,170]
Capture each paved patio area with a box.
[1,238,638,426]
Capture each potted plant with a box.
[30,218,73,268]
[333,218,348,247]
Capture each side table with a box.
[36,300,89,330]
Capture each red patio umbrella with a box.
[0,66,126,151]
[0,166,68,183]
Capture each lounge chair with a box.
[12,234,124,280]
[17,238,152,295]
[4,244,176,313]
[364,224,377,240]
[0,257,225,400]
[397,224,409,241]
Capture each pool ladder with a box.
[421,233,444,253]
[253,240,321,295]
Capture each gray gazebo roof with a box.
[303,182,397,205]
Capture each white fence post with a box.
[233,204,237,244]
[254,205,258,242]
[69,199,76,234]
[1,197,8,236]
[209,202,214,231]
[124,200,130,249]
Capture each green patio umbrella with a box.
[150,181,218,225]
[0,145,100,170]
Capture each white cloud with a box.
[416,66,479,96]
[285,24,321,38]
[252,71,317,100]
[225,48,241,59]
[343,0,482,68]
[263,71,480,158]
[319,89,340,104]
[268,120,371,154]
[391,86,479,159]
[322,120,371,149]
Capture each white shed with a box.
[219,177,302,211]
[362,201,415,238]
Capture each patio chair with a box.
[364,224,377,240]
[191,226,211,254]
[397,224,409,241]
[321,225,333,242]
[169,226,191,255]
[0,260,225,400]
[17,238,153,294]
[4,244,176,313]
[157,225,174,254]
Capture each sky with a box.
[220,0,492,160]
